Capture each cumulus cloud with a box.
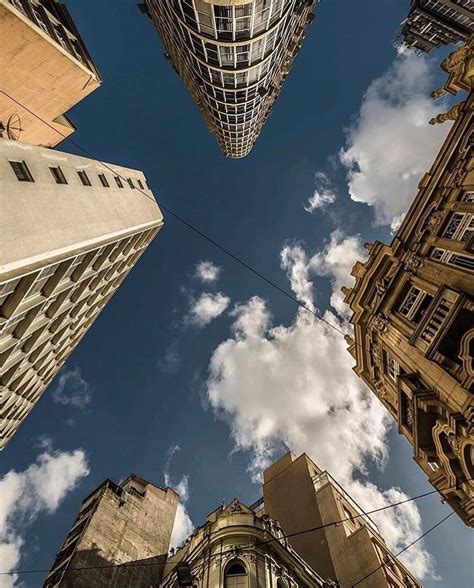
[281,231,366,319]
[163,445,194,550]
[304,172,336,213]
[205,241,434,579]
[187,292,230,327]
[52,366,92,408]
[0,449,89,587]
[340,52,452,226]
[195,261,221,284]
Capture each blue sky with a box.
[0,1,473,587]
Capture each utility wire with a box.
[1,92,470,585]
[1,481,468,578]
[351,506,460,587]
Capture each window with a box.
[114,176,123,188]
[9,160,34,182]
[428,460,440,471]
[50,166,67,185]
[430,248,474,272]
[127,178,135,189]
[343,505,355,523]
[224,561,247,588]
[401,392,414,433]
[137,179,144,190]
[98,173,109,187]
[33,8,48,33]
[77,170,92,186]
[383,350,400,382]
[443,212,474,242]
[399,286,433,323]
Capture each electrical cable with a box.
[350,506,461,587]
[0,480,469,578]
[1,92,471,585]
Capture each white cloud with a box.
[188,292,230,327]
[304,172,336,213]
[52,367,92,408]
[281,231,366,319]
[163,445,194,551]
[195,261,221,284]
[340,52,452,226]
[0,449,89,587]
[205,241,435,579]
[33,435,54,452]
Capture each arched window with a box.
[224,560,248,588]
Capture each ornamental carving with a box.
[370,344,382,368]
[425,210,446,235]
[374,380,388,401]
[372,314,389,333]
[229,499,243,512]
[404,252,424,273]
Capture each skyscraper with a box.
[44,475,179,587]
[0,138,163,450]
[140,0,317,158]
[344,40,474,526]
[262,452,421,588]
[398,0,473,52]
[0,0,101,147]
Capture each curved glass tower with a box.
[143,0,317,158]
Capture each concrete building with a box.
[343,40,474,526]
[162,498,331,588]
[43,475,179,587]
[262,453,421,588]
[0,0,101,147]
[0,138,163,450]
[140,0,317,158]
[398,0,473,52]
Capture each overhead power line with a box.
[1,480,469,578]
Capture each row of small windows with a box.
[8,160,145,190]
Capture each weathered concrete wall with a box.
[60,485,178,587]
[0,139,163,280]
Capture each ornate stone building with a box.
[162,498,331,588]
[139,0,317,158]
[0,0,101,147]
[44,475,179,587]
[398,0,473,53]
[261,453,421,588]
[44,454,422,587]
[344,40,474,526]
[0,138,163,449]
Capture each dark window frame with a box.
[98,173,110,187]
[9,160,34,182]
[50,166,68,185]
[77,170,92,186]
[114,176,123,188]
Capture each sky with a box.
[1,1,473,587]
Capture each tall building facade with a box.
[0,0,101,147]
[398,0,473,52]
[162,498,331,588]
[44,475,179,587]
[140,0,317,158]
[0,138,163,450]
[344,41,474,526]
[262,453,421,588]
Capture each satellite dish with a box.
[6,113,22,140]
